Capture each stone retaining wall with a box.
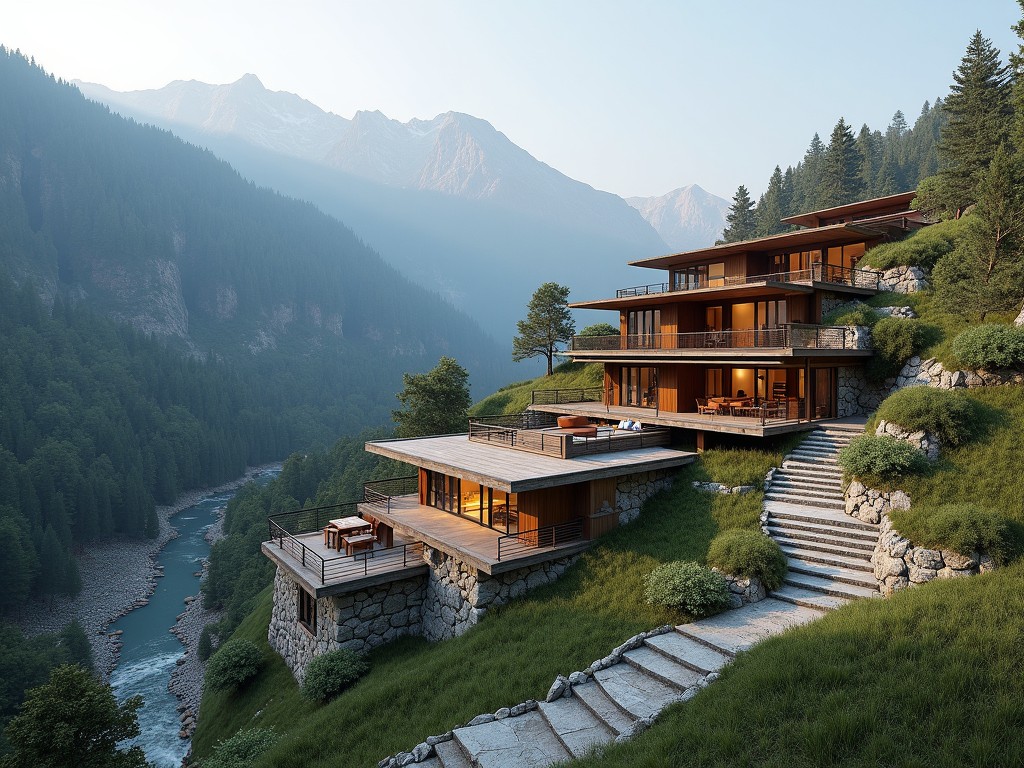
[616,470,673,525]
[878,265,929,293]
[837,365,884,417]
[875,419,939,460]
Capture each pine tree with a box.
[721,185,757,243]
[512,283,575,375]
[1010,0,1024,150]
[817,118,864,208]
[755,167,789,236]
[856,124,882,198]
[794,133,826,211]
[936,31,1012,213]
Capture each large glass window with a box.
[672,262,726,291]
[427,472,518,533]
[620,367,658,407]
[627,309,661,348]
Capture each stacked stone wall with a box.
[616,470,673,525]
[878,265,929,293]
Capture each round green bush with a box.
[300,648,369,702]
[890,503,1018,565]
[837,435,929,482]
[205,638,262,692]
[950,324,1024,371]
[204,727,277,768]
[822,301,879,328]
[867,317,928,383]
[706,530,787,590]
[873,387,981,447]
[644,561,732,617]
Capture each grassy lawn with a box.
[470,361,603,416]
[569,563,1024,768]
[191,442,788,767]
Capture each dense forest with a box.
[721,100,945,241]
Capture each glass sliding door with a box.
[620,366,658,408]
[627,309,661,349]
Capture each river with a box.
[110,469,279,768]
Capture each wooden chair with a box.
[696,398,715,415]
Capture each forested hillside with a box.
[0,47,510,422]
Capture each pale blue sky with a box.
[3,1,1020,199]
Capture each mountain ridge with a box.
[626,184,729,252]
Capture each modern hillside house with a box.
[530,192,926,447]
[263,410,695,681]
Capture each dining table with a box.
[324,516,372,551]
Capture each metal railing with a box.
[531,387,604,405]
[266,510,424,584]
[363,476,419,514]
[497,518,585,561]
[468,413,671,458]
[615,263,881,298]
[570,324,856,352]
[268,502,362,536]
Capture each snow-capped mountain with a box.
[626,185,730,252]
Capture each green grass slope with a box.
[191,443,788,767]
[470,361,603,416]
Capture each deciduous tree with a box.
[392,357,471,437]
[512,283,575,376]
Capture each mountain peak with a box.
[233,73,265,90]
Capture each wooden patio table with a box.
[324,516,372,550]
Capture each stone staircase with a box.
[764,422,881,610]
[412,600,826,768]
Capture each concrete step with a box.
[771,474,843,489]
[622,646,705,691]
[774,535,873,559]
[788,452,837,463]
[593,662,684,720]
[764,491,845,510]
[453,709,571,768]
[768,482,844,499]
[803,435,851,447]
[416,758,442,768]
[434,737,474,768]
[537,696,615,759]
[677,598,825,656]
[765,501,878,533]
[786,556,878,589]
[766,525,876,551]
[782,460,844,475]
[571,680,636,736]
[643,631,732,675]
[779,543,872,569]
[783,570,880,600]
[770,584,852,611]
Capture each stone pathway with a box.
[381,422,882,768]
[763,422,882,608]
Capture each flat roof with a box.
[780,191,917,227]
[627,223,884,270]
[364,434,696,493]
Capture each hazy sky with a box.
[3,1,1020,200]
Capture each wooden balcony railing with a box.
[570,324,857,352]
[615,263,880,298]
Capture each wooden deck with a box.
[359,495,592,576]
[261,533,428,598]
[364,435,696,493]
[529,402,822,438]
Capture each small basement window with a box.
[298,587,316,634]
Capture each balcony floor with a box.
[530,402,824,438]
[359,495,591,576]
[261,532,428,598]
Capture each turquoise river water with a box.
[110,469,278,767]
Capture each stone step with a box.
[774,534,873,558]
[779,543,872,568]
[676,598,825,656]
[782,460,844,476]
[788,451,838,464]
[571,680,636,736]
[766,525,876,551]
[803,435,852,446]
[768,481,845,499]
[764,491,845,510]
[770,584,852,611]
[771,474,843,489]
[416,757,443,768]
[643,630,733,675]
[593,662,684,720]
[765,501,878,532]
[783,571,881,600]
[434,737,474,768]
[786,556,878,589]
[622,645,706,691]
[453,709,571,768]
[537,696,615,759]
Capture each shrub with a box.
[873,387,982,447]
[301,649,369,702]
[867,317,928,382]
[890,503,1019,565]
[706,530,787,590]
[860,217,963,270]
[578,322,619,337]
[204,727,277,768]
[822,301,879,328]
[198,624,217,662]
[644,561,732,617]
[205,638,262,692]
[838,435,929,482]
[950,324,1024,371]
